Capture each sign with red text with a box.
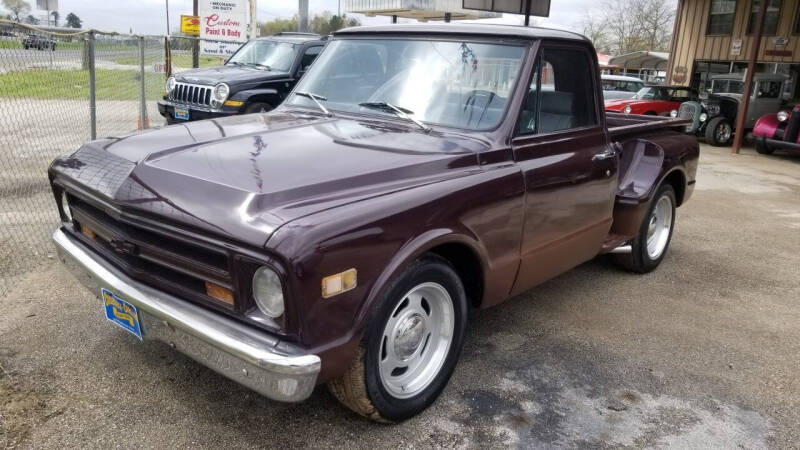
[199,0,247,44]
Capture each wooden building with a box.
[667,0,800,98]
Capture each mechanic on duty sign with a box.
[199,0,247,43]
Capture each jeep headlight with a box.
[624,105,632,114]
[165,76,176,94]
[699,113,708,122]
[777,110,789,122]
[252,266,284,318]
[211,83,230,108]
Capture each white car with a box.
[601,74,644,100]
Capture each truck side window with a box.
[518,47,598,135]
[300,46,322,72]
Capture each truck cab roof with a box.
[257,32,324,44]
[334,23,590,43]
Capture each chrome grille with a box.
[170,82,212,107]
[678,101,701,133]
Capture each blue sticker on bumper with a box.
[102,288,142,340]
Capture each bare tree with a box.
[2,0,30,22]
[577,0,676,55]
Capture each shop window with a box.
[747,0,782,35]
[707,0,737,35]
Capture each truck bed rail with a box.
[607,112,690,138]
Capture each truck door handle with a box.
[592,149,616,162]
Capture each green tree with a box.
[259,16,298,36]
[2,0,30,22]
[65,12,81,28]
[258,12,360,37]
[24,13,37,24]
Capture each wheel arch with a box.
[661,168,687,206]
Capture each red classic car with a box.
[605,85,698,116]
[752,105,800,154]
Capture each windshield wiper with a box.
[295,91,333,117]
[247,62,271,70]
[358,102,430,132]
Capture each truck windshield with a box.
[227,41,296,71]
[711,80,744,94]
[286,39,525,130]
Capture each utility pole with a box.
[250,0,257,39]
[165,0,170,35]
[192,0,199,68]
[732,0,768,155]
[298,0,308,32]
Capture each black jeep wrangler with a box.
[158,32,326,124]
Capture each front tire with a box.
[614,184,676,273]
[243,102,273,114]
[755,138,775,155]
[705,116,733,146]
[328,255,468,422]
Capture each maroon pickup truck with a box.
[49,24,698,422]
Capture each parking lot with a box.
[1,143,798,448]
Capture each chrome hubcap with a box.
[379,282,454,399]
[717,123,732,142]
[646,194,673,260]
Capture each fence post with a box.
[138,36,147,130]
[88,31,96,140]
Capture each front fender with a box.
[229,88,281,103]
[753,113,781,139]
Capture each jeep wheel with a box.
[244,102,273,114]
[705,116,733,146]
[328,255,467,422]
[614,184,676,273]
[755,139,775,155]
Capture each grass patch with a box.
[112,53,223,68]
[0,68,166,101]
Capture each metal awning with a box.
[608,51,670,71]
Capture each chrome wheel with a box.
[716,122,732,143]
[646,194,673,259]
[379,282,454,399]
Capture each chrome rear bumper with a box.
[52,228,320,403]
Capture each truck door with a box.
[509,44,618,296]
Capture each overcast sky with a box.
[2,0,589,35]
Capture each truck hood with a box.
[51,112,485,247]
[175,65,289,85]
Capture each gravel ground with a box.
[1,143,799,448]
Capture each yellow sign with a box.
[181,15,200,35]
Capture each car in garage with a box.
[678,72,789,146]
[605,85,698,116]
[751,105,800,154]
[49,24,698,422]
[157,32,326,123]
[601,74,645,100]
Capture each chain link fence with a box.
[0,21,233,296]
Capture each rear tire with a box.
[705,116,733,146]
[755,138,775,155]
[614,184,676,273]
[328,255,468,422]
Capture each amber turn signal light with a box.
[205,281,234,305]
[80,224,96,240]
[322,268,357,298]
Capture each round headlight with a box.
[165,76,176,93]
[670,109,678,118]
[699,113,708,122]
[61,191,72,222]
[252,266,284,318]
[777,110,789,122]
[212,83,230,107]
[624,105,632,114]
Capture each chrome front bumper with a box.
[52,228,320,403]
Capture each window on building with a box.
[707,0,737,35]
[747,0,782,35]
